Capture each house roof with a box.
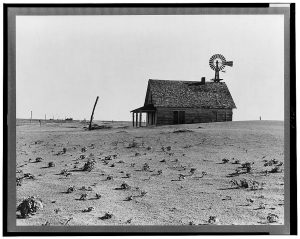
[145,79,236,109]
[130,104,156,113]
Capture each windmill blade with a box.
[224,61,233,67]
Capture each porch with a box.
[130,104,157,127]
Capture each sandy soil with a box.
[16,120,284,226]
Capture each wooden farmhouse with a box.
[131,78,236,127]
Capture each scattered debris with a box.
[232,158,240,164]
[142,163,150,171]
[17,196,43,218]
[166,146,172,151]
[127,140,138,148]
[267,213,279,223]
[160,159,166,163]
[230,178,264,190]
[79,193,88,201]
[48,161,55,167]
[208,216,219,224]
[82,159,96,172]
[82,207,94,213]
[222,196,232,201]
[135,152,141,157]
[190,168,196,175]
[99,212,113,220]
[269,166,282,173]
[119,183,131,190]
[80,186,93,191]
[81,147,87,153]
[54,208,61,214]
[79,155,85,160]
[106,176,113,180]
[35,157,43,163]
[125,196,133,201]
[66,185,76,193]
[95,193,101,199]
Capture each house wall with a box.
[156,107,233,125]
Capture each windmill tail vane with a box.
[223,61,233,67]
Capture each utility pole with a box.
[89,96,99,130]
[30,111,32,123]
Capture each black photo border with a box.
[3,3,296,236]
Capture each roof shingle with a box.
[146,79,236,109]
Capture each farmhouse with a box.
[131,78,236,126]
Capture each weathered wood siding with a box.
[156,107,233,125]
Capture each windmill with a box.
[209,54,233,82]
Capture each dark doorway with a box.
[179,111,185,124]
[173,111,185,124]
[173,111,179,124]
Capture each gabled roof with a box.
[145,79,236,109]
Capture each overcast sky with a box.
[16,15,284,121]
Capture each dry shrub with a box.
[79,193,88,201]
[142,163,150,171]
[99,212,113,220]
[16,177,23,186]
[82,207,94,213]
[17,196,43,218]
[95,193,101,199]
[269,166,282,173]
[208,216,219,224]
[230,178,263,190]
[120,183,131,190]
[125,195,133,201]
[127,140,138,148]
[82,160,96,172]
[35,157,43,163]
[66,185,76,193]
[267,213,279,223]
[222,158,229,164]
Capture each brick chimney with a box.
[201,77,205,85]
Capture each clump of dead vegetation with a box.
[82,159,96,172]
[17,196,43,218]
[263,159,279,167]
[82,207,94,213]
[60,169,72,177]
[116,182,131,190]
[230,178,264,190]
[99,212,113,220]
[267,213,279,223]
[66,185,76,193]
[35,157,43,163]
[127,140,138,148]
[208,216,219,224]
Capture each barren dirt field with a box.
[16,120,284,226]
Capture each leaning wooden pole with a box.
[89,96,99,130]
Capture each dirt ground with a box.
[16,120,284,226]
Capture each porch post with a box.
[132,112,135,127]
[139,112,142,127]
[135,112,138,127]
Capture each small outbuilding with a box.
[131,78,236,127]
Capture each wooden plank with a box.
[89,96,99,130]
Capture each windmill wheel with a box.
[209,54,226,71]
